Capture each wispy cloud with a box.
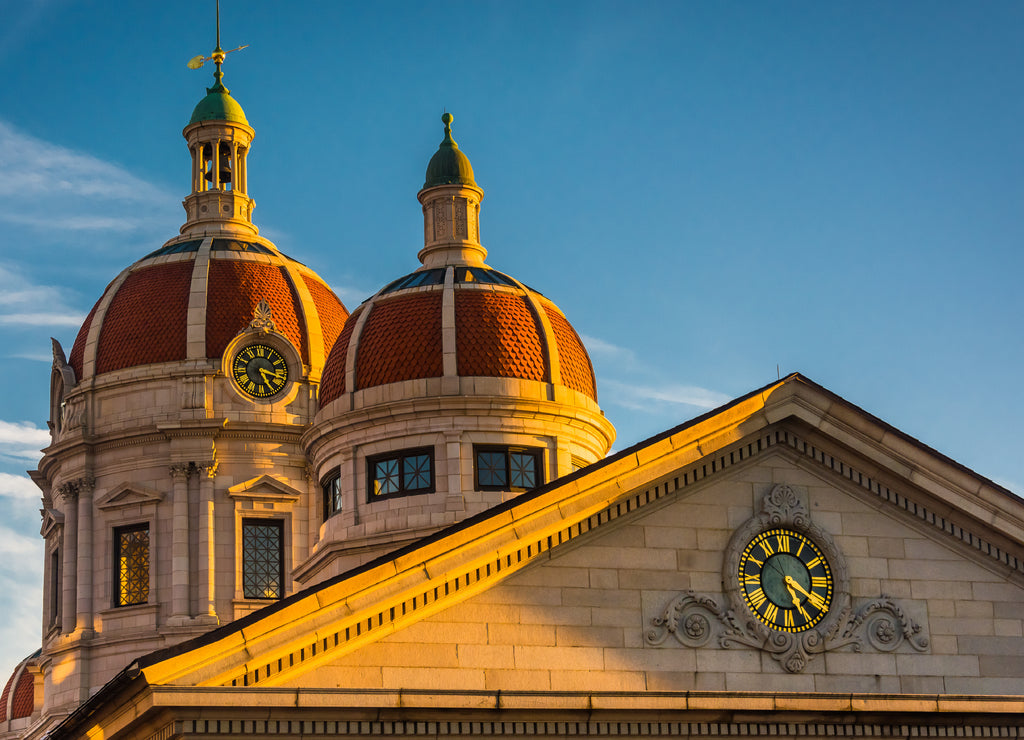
[0,522,42,684]
[580,334,639,367]
[0,421,50,465]
[331,281,376,307]
[583,334,731,419]
[0,264,85,330]
[602,379,732,412]
[0,118,178,239]
[0,312,83,327]
[0,120,167,202]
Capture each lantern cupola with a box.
[181,24,256,237]
[417,113,487,268]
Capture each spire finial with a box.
[212,0,225,88]
[441,112,456,146]
[185,0,249,93]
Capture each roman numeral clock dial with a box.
[738,529,833,633]
[231,343,289,398]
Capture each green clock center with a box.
[760,553,810,606]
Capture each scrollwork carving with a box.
[650,482,928,673]
[646,589,928,673]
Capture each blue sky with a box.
[0,0,1021,682]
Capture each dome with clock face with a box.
[303,114,614,582]
[34,47,350,720]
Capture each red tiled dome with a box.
[68,239,348,382]
[0,652,37,722]
[319,266,597,406]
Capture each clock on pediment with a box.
[646,483,928,673]
[723,485,848,643]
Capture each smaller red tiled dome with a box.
[356,293,443,388]
[318,266,597,406]
[0,652,38,722]
[455,292,547,382]
[67,238,348,384]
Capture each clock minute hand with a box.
[785,581,801,608]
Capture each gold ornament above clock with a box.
[231,343,289,398]
[738,527,834,633]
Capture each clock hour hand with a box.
[784,575,813,600]
[258,367,284,381]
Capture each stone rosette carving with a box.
[645,484,929,673]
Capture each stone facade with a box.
[25,376,1023,740]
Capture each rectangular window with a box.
[367,447,435,501]
[49,549,60,627]
[242,519,284,599]
[322,472,342,521]
[474,446,543,492]
[114,524,150,607]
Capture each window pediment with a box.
[227,475,302,503]
[40,508,64,539]
[96,484,165,511]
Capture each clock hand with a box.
[785,582,801,608]
[784,575,813,599]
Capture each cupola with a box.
[180,33,256,237]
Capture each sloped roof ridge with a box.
[135,372,1018,674]
[134,374,786,672]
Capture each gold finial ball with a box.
[442,112,453,126]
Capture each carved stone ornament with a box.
[644,484,929,673]
[169,463,194,480]
[249,298,277,334]
[55,476,95,502]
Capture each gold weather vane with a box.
[186,0,248,74]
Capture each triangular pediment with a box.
[95,482,165,510]
[226,474,302,502]
[132,374,1024,695]
[40,507,64,538]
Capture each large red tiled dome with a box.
[319,265,595,405]
[68,238,348,382]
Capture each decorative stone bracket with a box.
[645,590,929,674]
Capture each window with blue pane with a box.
[322,471,342,521]
[366,447,435,501]
[474,446,543,492]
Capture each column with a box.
[58,483,78,635]
[75,477,95,634]
[169,464,192,624]
[196,461,218,624]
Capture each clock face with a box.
[231,344,288,398]
[739,528,833,633]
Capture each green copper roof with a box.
[189,81,249,126]
[423,113,476,189]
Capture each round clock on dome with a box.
[738,527,834,633]
[231,343,289,398]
